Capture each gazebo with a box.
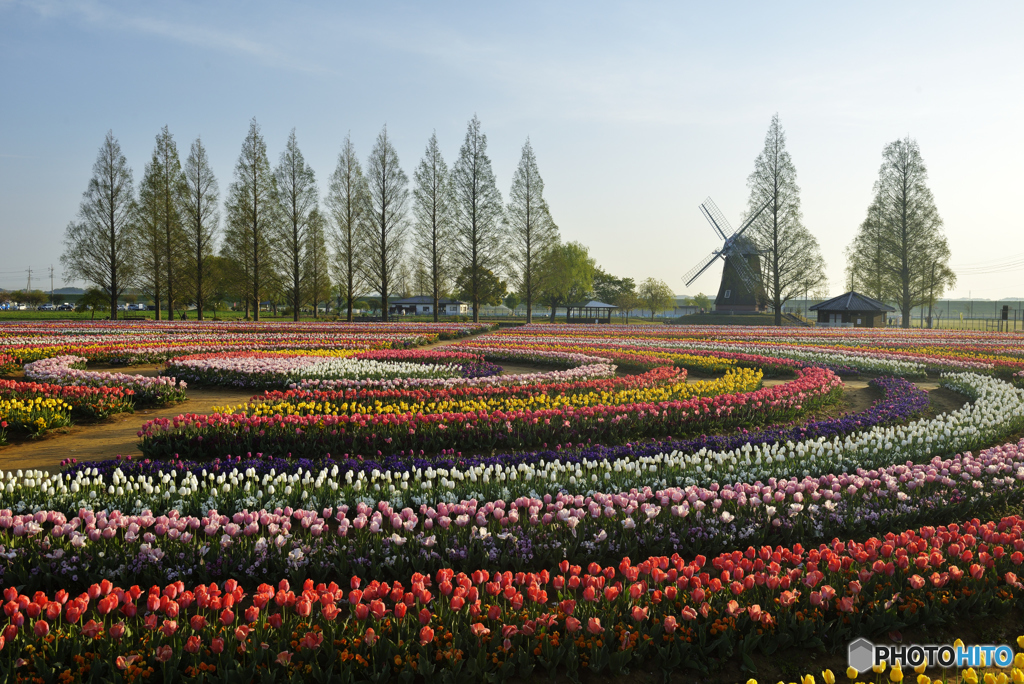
[809,291,895,328]
[565,300,617,324]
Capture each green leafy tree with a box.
[456,266,507,307]
[61,131,138,320]
[638,278,675,318]
[692,292,712,312]
[77,286,108,320]
[538,241,595,323]
[503,292,521,314]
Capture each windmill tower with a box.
[682,197,770,313]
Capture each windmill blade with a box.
[699,197,732,240]
[683,249,723,287]
[729,197,773,240]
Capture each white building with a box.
[389,296,469,316]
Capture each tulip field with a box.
[4,321,1024,682]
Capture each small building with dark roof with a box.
[809,291,895,328]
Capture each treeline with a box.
[61,117,651,323]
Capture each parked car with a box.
[39,303,56,311]
[57,303,74,311]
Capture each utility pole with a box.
[25,266,32,292]
[49,265,54,307]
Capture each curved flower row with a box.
[290,350,616,392]
[470,325,1024,373]
[163,353,466,390]
[223,369,763,419]
[23,356,186,405]
[0,321,494,365]
[254,366,682,414]
[30,376,929,515]
[5,439,1024,592]
[0,517,1023,682]
[0,378,134,420]
[41,373,1001,514]
[136,368,840,460]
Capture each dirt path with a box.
[0,386,254,474]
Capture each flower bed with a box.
[0,396,71,444]
[0,321,495,364]
[23,356,186,405]
[137,368,840,460]
[7,323,1024,680]
[0,378,134,420]
[40,375,932,515]
[0,517,1023,682]
[163,352,468,390]
[6,440,1024,592]
[0,353,17,375]
[221,368,763,418]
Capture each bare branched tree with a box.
[360,126,409,323]
[181,137,219,320]
[223,118,277,321]
[507,138,559,324]
[61,131,138,319]
[274,129,319,321]
[303,207,331,318]
[745,114,827,325]
[327,135,369,321]
[452,116,505,323]
[411,132,454,322]
[875,136,955,327]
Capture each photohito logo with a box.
[848,638,1014,673]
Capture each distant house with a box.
[389,296,468,316]
[809,291,895,328]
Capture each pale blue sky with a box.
[1,1,1022,299]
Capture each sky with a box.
[1,0,1022,300]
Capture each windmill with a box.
[682,197,771,313]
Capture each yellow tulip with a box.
[823,670,836,684]
[1016,654,1024,670]
[1012,668,1024,684]
[890,665,904,683]
[874,663,888,674]
[955,640,966,650]
[803,676,816,684]
[747,680,757,684]
[1018,636,1024,650]
[984,673,996,684]
[916,676,930,684]
[998,673,1010,684]
[914,663,927,675]
[847,667,860,680]
[963,667,979,684]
